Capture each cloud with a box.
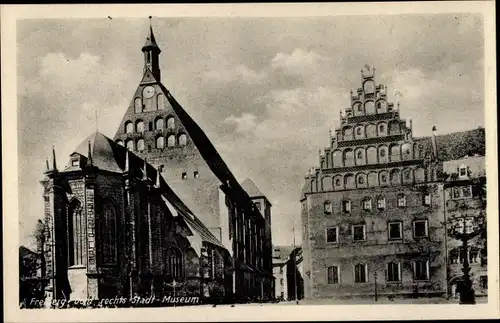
[223,113,258,134]
[271,48,327,72]
[203,64,267,85]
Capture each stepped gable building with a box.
[112,23,273,300]
[300,66,486,300]
[41,132,232,304]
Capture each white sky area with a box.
[17,14,484,250]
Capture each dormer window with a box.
[71,158,79,167]
[458,164,469,178]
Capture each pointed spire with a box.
[142,16,161,52]
[52,146,58,171]
[88,141,93,166]
[125,149,130,173]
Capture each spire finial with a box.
[45,158,50,171]
[52,146,57,171]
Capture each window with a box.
[324,201,332,214]
[358,175,365,184]
[156,136,164,149]
[459,165,468,178]
[327,266,340,284]
[125,121,134,134]
[423,193,431,206]
[71,159,79,167]
[354,264,367,283]
[167,247,183,278]
[149,121,153,131]
[194,171,199,179]
[167,135,176,147]
[167,117,175,129]
[326,227,338,243]
[413,260,429,281]
[157,94,165,110]
[335,178,341,187]
[181,172,187,180]
[362,198,372,211]
[388,222,402,240]
[356,128,362,135]
[387,262,401,282]
[380,173,387,183]
[134,98,142,113]
[155,118,164,130]
[379,125,385,133]
[413,219,428,238]
[352,225,366,241]
[100,204,117,264]
[137,139,145,151]
[68,200,83,266]
[377,197,386,209]
[397,195,406,207]
[342,200,351,213]
[462,186,473,198]
[126,139,134,151]
[148,145,152,152]
[469,249,479,263]
[136,121,145,133]
[179,134,187,146]
[480,276,488,289]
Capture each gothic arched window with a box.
[156,136,164,149]
[332,150,343,168]
[100,204,117,264]
[167,247,183,278]
[68,199,83,266]
[167,135,176,147]
[343,127,353,141]
[136,120,145,133]
[390,144,400,162]
[343,149,354,167]
[367,172,378,187]
[178,134,187,146]
[137,139,145,151]
[364,101,375,114]
[363,80,374,94]
[366,124,377,138]
[167,117,175,130]
[126,139,134,151]
[134,98,142,113]
[125,121,133,134]
[367,146,377,164]
[155,118,164,130]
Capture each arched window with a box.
[364,101,375,114]
[366,124,377,138]
[402,143,412,160]
[363,80,374,93]
[332,150,343,168]
[137,139,145,151]
[156,136,164,149]
[414,168,425,183]
[146,52,151,64]
[379,171,389,186]
[377,100,387,113]
[378,145,388,163]
[355,126,364,139]
[167,117,175,130]
[322,176,332,191]
[167,135,176,147]
[402,168,413,184]
[368,172,378,187]
[355,148,365,165]
[157,94,165,110]
[116,140,124,146]
[378,122,387,137]
[68,199,83,266]
[333,176,343,190]
[100,204,117,264]
[390,144,400,162]
[366,146,377,164]
[343,149,354,167]
[178,134,187,147]
[391,169,401,186]
[134,98,142,113]
[344,174,355,190]
[357,173,367,188]
[126,139,134,151]
[167,247,183,278]
[343,127,353,141]
[136,120,145,133]
[155,118,164,130]
[125,121,133,134]
[353,103,362,116]
[388,121,400,135]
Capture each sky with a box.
[17,14,485,249]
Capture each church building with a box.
[40,21,274,305]
[300,66,486,300]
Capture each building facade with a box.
[111,24,273,301]
[300,67,486,300]
[272,246,293,300]
[41,133,232,305]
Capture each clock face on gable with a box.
[142,86,155,99]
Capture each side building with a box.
[112,24,273,301]
[300,67,486,300]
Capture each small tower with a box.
[142,16,161,82]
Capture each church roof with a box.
[65,132,226,250]
[240,178,265,198]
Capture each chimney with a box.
[431,126,438,160]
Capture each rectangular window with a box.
[326,227,338,243]
[342,200,351,213]
[387,262,401,282]
[255,201,261,211]
[413,260,430,281]
[327,266,340,284]
[462,186,473,198]
[413,219,428,238]
[388,222,403,240]
[181,172,187,180]
[459,166,468,178]
[324,201,332,214]
[363,199,372,211]
[452,185,473,199]
[397,195,407,207]
[423,193,431,206]
[352,225,366,241]
[480,276,488,289]
[354,264,368,283]
[71,159,79,167]
[377,197,386,209]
